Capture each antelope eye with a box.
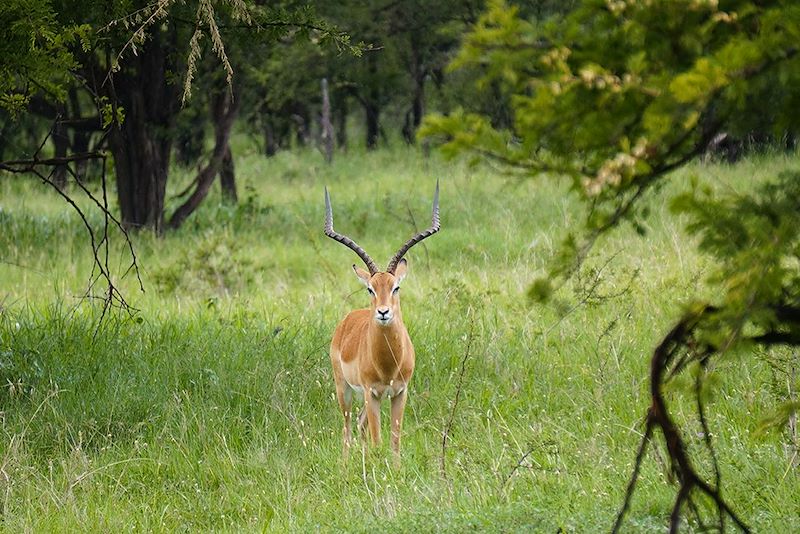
[367,287,375,296]
[392,287,400,294]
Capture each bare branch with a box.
[611,417,654,534]
[613,308,753,532]
[441,310,475,478]
[0,124,143,322]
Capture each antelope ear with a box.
[393,258,408,283]
[352,264,371,286]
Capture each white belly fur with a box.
[341,360,407,399]
[345,381,406,400]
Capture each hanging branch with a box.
[612,308,751,533]
[0,125,143,323]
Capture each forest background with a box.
[1,0,799,531]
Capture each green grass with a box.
[1,144,799,531]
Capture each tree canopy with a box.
[0,0,90,117]
[2,0,358,232]
[421,0,800,530]
[423,0,800,284]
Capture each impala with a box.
[324,182,440,460]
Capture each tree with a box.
[102,1,358,231]
[322,0,405,150]
[240,35,329,155]
[3,0,357,232]
[294,0,481,151]
[0,0,89,118]
[421,0,800,530]
[379,0,480,144]
[1,0,141,313]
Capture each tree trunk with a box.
[109,120,172,233]
[320,78,334,164]
[365,102,380,150]
[52,107,69,189]
[365,54,381,150]
[220,144,237,203]
[403,38,426,145]
[411,75,425,128]
[263,113,278,157]
[67,87,91,181]
[291,103,311,147]
[107,29,178,233]
[335,93,348,152]
[167,87,240,230]
[70,129,91,181]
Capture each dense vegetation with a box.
[3,0,800,530]
[1,146,799,530]
[422,2,800,528]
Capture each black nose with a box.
[377,307,389,317]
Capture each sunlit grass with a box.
[1,145,798,531]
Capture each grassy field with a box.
[1,144,798,532]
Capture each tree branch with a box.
[613,308,752,532]
[0,152,105,171]
[611,417,654,533]
[0,124,142,322]
[440,310,475,479]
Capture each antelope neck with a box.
[367,316,406,367]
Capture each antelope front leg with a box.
[357,407,368,439]
[390,389,407,460]
[365,390,382,447]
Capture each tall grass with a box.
[0,145,798,531]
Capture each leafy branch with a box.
[422,0,800,528]
[614,299,800,532]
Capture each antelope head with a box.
[353,260,407,326]
[324,181,440,327]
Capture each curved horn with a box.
[386,180,440,274]
[324,187,379,275]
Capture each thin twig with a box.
[686,495,709,533]
[611,417,654,534]
[696,359,725,531]
[669,482,692,534]
[0,123,143,325]
[502,445,540,488]
[440,309,475,478]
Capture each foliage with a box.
[672,172,800,352]
[3,0,356,110]
[178,1,362,105]
[421,0,800,286]
[0,0,90,117]
[1,0,363,234]
[420,0,800,529]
